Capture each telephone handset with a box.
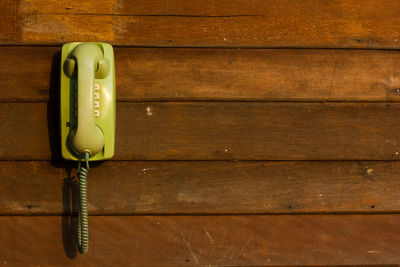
[60,42,116,254]
[61,42,115,161]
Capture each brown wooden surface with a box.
[0,215,399,266]
[2,1,400,265]
[1,102,400,160]
[1,160,399,215]
[2,0,400,48]
[2,46,400,102]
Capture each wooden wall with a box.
[1,0,400,265]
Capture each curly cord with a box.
[77,152,90,254]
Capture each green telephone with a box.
[60,42,116,254]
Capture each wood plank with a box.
[2,46,400,102]
[0,215,399,265]
[1,102,400,160]
[1,161,399,215]
[2,0,400,48]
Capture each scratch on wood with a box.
[204,228,214,245]
[233,236,254,260]
[180,232,200,264]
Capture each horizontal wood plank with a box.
[1,102,400,160]
[2,0,400,48]
[2,46,400,102]
[1,215,399,265]
[0,161,399,215]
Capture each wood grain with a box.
[0,161,399,215]
[1,215,399,266]
[2,46,400,102]
[2,1,400,266]
[1,102,400,160]
[2,0,400,48]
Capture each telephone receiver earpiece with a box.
[63,43,110,158]
[96,58,110,79]
[64,58,110,79]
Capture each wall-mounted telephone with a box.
[60,42,116,254]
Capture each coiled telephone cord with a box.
[77,152,90,254]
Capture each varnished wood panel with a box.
[1,102,400,160]
[2,1,399,266]
[2,46,400,102]
[1,215,399,265]
[2,0,400,48]
[0,161,399,215]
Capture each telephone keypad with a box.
[72,83,101,117]
[94,83,100,117]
